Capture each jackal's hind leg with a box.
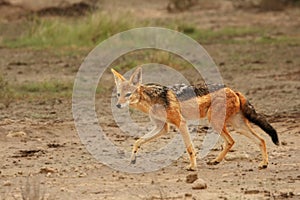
[231,113,269,169]
[130,120,169,164]
[207,127,235,165]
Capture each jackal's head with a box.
[111,67,142,109]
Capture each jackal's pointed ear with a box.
[111,68,126,85]
[129,67,142,86]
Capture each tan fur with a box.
[112,67,271,171]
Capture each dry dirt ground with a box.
[0,0,300,199]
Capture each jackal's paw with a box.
[258,162,268,169]
[185,164,197,171]
[130,159,136,165]
[130,154,136,164]
[207,160,220,165]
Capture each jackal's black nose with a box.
[116,104,121,109]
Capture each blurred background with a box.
[0,0,299,48]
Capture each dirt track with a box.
[0,0,300,199]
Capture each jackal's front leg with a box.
[130,121,169,164]
[178,120,197,171]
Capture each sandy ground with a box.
[0,0,300,199]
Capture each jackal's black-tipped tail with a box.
[236,92,279,145]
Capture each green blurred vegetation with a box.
[17,81,72,94]
[3,12,140,48]
[0,74,74,104]
[2,10,299,49]
[0,74,113,103]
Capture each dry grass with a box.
[0,74,14,108]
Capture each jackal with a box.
[111,67,279,171]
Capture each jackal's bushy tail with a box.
[236,92,279,145]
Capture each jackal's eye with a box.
[125,93,131,97]
[117,93,120,97]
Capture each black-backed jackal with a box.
[111,67,279,171]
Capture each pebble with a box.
[40,167,57,174]
[192,178,207,190]
[186,173,198,183]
